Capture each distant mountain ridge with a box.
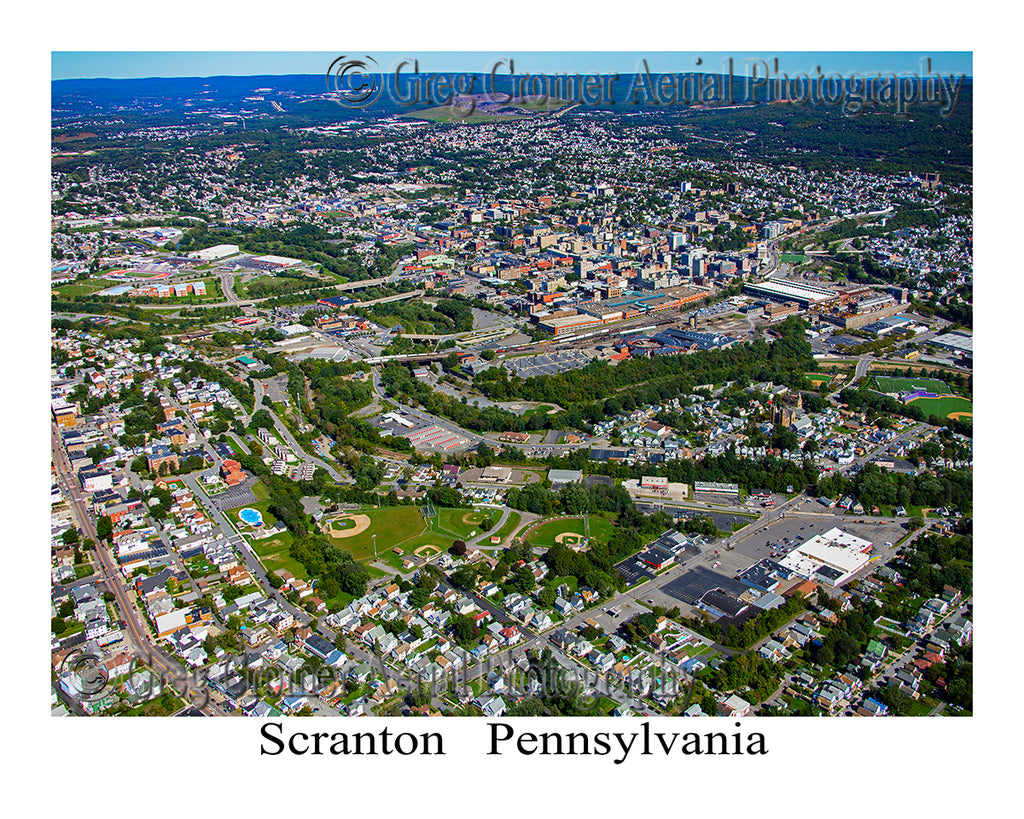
[53,71,973,122]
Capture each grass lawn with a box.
[521,404,555,419]
[873,375,949,394]
[261,551,308,581]
[323,590,355,612]
[53,278,122,297]
[489,510,522,545]
[545,575,579,594]
[525,515,616,548]
[398,530,455,557]
[250,531,294,558]
[55,620,86,638]
[238,275,315,299]
[185,557,218,578]
[247,530,305,579]
[908,697,940,716]
[324,517,356,535]
[375,550,410,572]
[117,691,187,717]
[74,563,95,579]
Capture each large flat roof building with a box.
[930,331,973,355]
[537,313,604,336]
[777,527,873,586]
[743,278,840,309]
[548,469,583,487]
[188,244,239,261]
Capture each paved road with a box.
[181,470,425,706]
[853,596,972,711]
[853,355,872,382]
[51,423,219,714]
[467,506,512,548]
[163,388,225,467]
[371,367,592,456]
[267,405,347,483]
[219,270,241,305]
[246,379,347,482]
[434,573,645,710]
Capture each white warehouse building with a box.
[188,243,239,261]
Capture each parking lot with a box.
[615,557,655,586]
[504,351,593,378]
[662,566,750,606]
[585,600,652,634]
[727,505,909,569]
[264,373,291,405]
[212,479,258,511]
[643,501,757,532]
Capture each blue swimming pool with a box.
[239,508,264,527]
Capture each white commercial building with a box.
[255,254,303,268]
[189,244,239,261]
[778,527,873,586]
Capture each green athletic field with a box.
[525,516,616,548]
[905,394,973,420]
[321,506,427,562]
[874,375,949,394]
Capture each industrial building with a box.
[822,294,907,330]
[537,313,604,336]
[538,286,710,336]
[930,331,973,356]
[861,315,915,336]
[743,278,840,309]
[479,466,513,483]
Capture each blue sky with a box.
[52,51,972,80]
